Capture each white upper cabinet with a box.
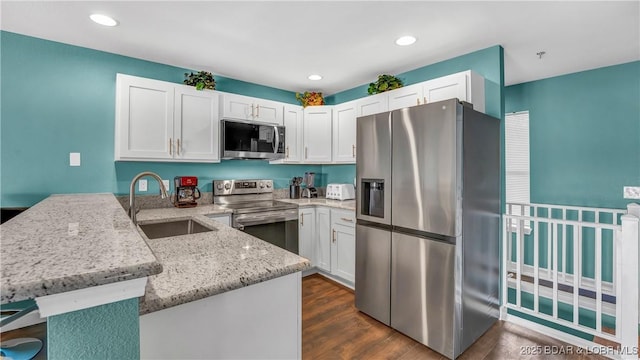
[254,99,284,124]
[302,106,333,163]
[272,105,303,163]
[332,101,357,163]
[422,70,485,113]
[356,92,388,117]
[388,83,424,111]
[220,93,284,125]
[115,74,175,160]
[174,86,220,161]
[115,74,220,163]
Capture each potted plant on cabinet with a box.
[367,74,403,95]
[295,91,325,108]
[184,71,215,90]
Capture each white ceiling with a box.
[2,1,638,95]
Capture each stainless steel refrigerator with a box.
[355,99,500,359]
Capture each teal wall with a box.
[505,61,640,209]
[47,298,139,359]
[0,31,315,207]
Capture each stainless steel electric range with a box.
[213,179,299,254]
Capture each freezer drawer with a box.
[355,224,391,326]
[391,232,455,359]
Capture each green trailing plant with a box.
[184,71,215,90]
[368,74,403,95]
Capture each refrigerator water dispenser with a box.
[361,180,385,218]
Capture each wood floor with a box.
[302,274,608,360]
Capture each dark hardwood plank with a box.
[302,274,612,360]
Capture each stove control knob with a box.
[216,183,224,190]
[259,182,265,189]
[266,182,272,188]
[224,183,231,190]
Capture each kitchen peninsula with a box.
[0,193,310,359]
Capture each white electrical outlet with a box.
[69,152,81,166]
[139,179,148,192]
[162,180,170,191]
[623,186,640,199]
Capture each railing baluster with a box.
[516,217,523,307]
[533,218,539,313]
[573,223,579,325]
[595,227,602,333]
[562,209,567,283]
[552,221,558,319]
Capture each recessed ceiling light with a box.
[90,14,118,27]
[395,35,417,46]
[308,74,322,81]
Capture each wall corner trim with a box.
[35,277,147,317]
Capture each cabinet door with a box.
[282,105,303,162]
[388,83,423,111]
[303,106,332,163]
[331,223,356,283]
[254,99,284,125]
[422,72,468,105]
[220,93,254,121]
[356,93,388,117]
[315,207,331,272]
[115,74,174,160]
[332,102,357,163]
[174,86,220,162]
[298,208,315,264]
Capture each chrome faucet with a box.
[129,171,169,225]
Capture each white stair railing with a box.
[502,202,639,359]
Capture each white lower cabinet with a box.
[330,209,356,283]
[298,208,315,263]
[315,207,332,272]
[298,206,355,284]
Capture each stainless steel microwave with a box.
[220,119,285,160]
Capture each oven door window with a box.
[239,219,299,254]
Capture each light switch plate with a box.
[623,186,640,199]
[139,179,148,192]
[69,152,81,166]
[162,180,170,191]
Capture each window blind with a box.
[505,111,530,216]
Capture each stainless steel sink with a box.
[138,219,216,239]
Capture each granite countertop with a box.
[278,198,356,211]
[137,213,310,315]
[135,203,232,222]
[0,194,162,304]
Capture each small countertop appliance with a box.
[301,172,318,198]
[326,184,356,200]
[174,176,201,208]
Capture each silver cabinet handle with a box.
[251,104,255,118]
[300,213,304,226]
[332,229,336,243]
[286,146,290,159]
[169,138,172,155]
[417,98,420,105]
[177,138,181,155]
[305,147,308,159]
[256,104,260,117]
[340,217,354,222]
[352,144,355,158]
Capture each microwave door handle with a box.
[273,126,280,154]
